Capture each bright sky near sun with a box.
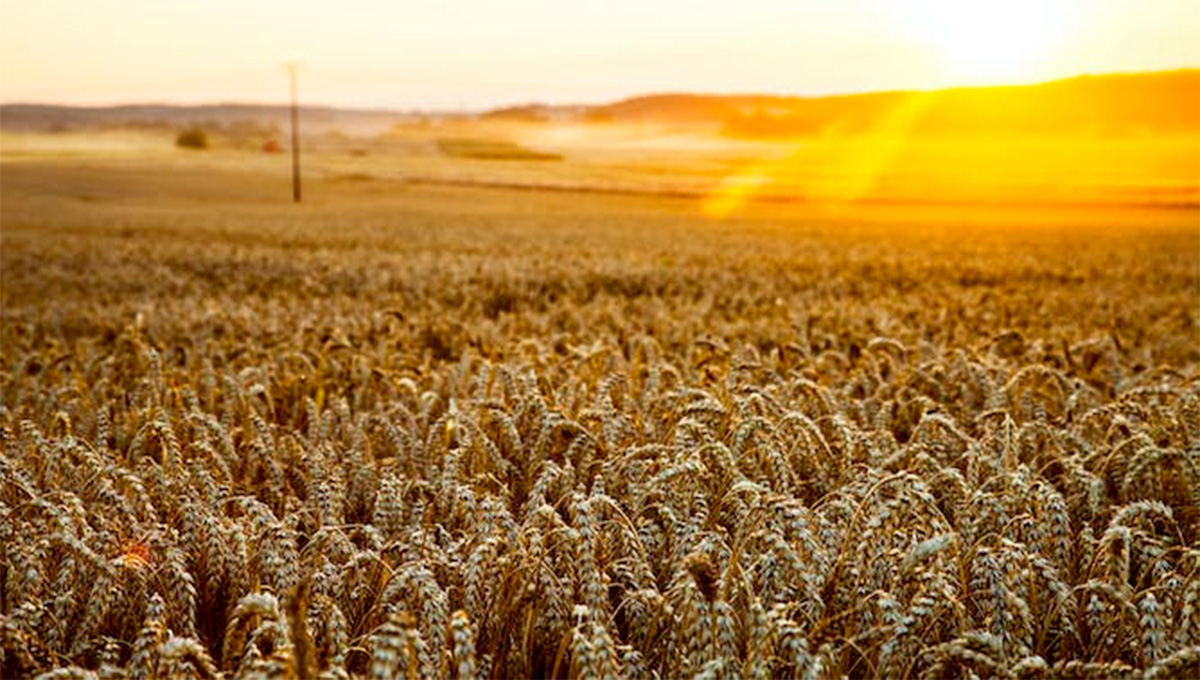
[1,0,1197,109]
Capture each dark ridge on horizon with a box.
[591,67,1200,107]
[0,102,422,135]
[3,68,1195,115]
[488,70,1200,135]
[2,69,1197,136]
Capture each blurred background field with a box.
[3,71,1197,211]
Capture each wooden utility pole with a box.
[285,62,301,203]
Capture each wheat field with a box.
[2,158,1199,679]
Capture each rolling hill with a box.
[495,70,1200,138]
[2,70,1196,139]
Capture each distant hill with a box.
[0,103,413,136]
[491,70,1200,137]
[590,93,803,126]
[4,70,1197,138]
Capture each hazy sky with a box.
[1,0,1197,109]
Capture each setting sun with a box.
[904,0,1075,83]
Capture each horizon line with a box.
[1,66,1196,115]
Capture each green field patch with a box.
[436,137,563,161]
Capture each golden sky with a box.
[1,0,1197,109]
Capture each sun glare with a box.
[905,0,1073,84]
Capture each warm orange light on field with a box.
[118,541,152,570]
[903,0,1075,84]
[703,92,934,217]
